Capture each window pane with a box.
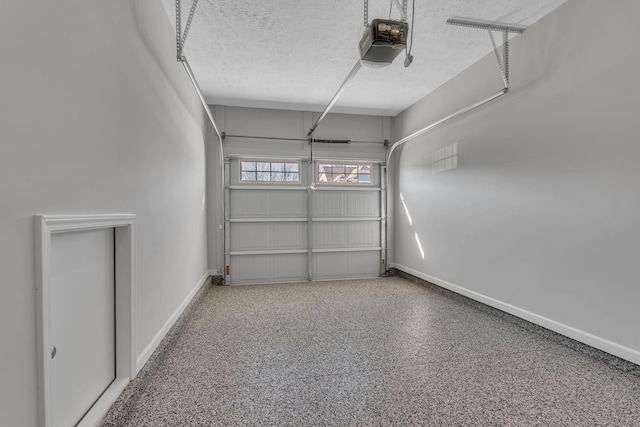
[317,163,372,185]
[242,171,256,181]
[241,161,256,172]
[241,161,300,183]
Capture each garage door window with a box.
[241,161,300,182]
[318,163,371,184]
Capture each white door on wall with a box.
[49,228,116,427]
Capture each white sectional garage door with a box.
[216,105,390,285]
[226,159,383,284]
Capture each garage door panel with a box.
[226,157,382,284]
[231,222,307,251]
[231,254,308,284]
[312,251,381,280]
[314,191,379,217]
[312,221,380,248]
[230,190,307,218]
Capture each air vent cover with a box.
[359,19,408,65]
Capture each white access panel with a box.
[49,228,115,427]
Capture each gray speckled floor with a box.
[101,276,640,426]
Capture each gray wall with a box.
[0,1,210,424]
[391,0,640,364]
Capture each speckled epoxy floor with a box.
[101,276,640,426]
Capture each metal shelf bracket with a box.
[176,0,200,61]
[446,16,527,89]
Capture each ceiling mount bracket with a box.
[446,16,527,89]
[364,0,369,27]
[394,0,408,22]
[176,0,200,61]
[365,0,408,26]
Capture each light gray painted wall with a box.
[0,1,209,424]
[391,0,640,363]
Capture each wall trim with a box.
[35,214,137,427]
[391,263,640,366]
[136,269,214,372]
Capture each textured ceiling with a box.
[163,0,567,116]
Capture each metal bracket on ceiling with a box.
[176,0,200,61]
[364,0,368,27]
[394,0,408,22]
[365,0,408,26]
[446,16,527,89]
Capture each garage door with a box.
[225,158,384,284]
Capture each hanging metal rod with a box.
[307,60,362,138]
[179,0,199,58]
[393,0,408,22]
[175,2,222,145]
[176,0,200,59]
[488,29,509,88]
[446,16,527,34]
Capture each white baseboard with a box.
[136,270,214,373]
[392,263,640,366]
